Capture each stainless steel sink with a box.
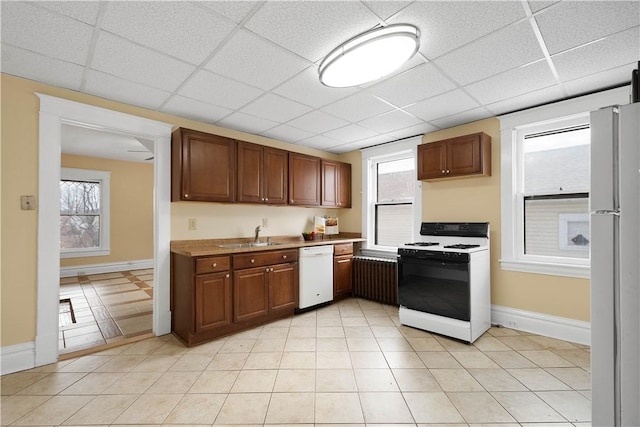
[218,242,281,249]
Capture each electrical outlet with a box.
[188,218,197,230]
[506,320,517,328]
[20,195,36,210]
[262,217,268,228]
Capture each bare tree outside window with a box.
[60,180,101,249]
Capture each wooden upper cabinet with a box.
[321,160,351,208]
[417,132,491,180]
[289,152,321,206]
[237,142,288,205]
[172,128,236,202]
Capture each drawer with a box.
[233,249,298,270]
[333,243,353,256]
[195,256,230,275]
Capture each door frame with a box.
[36,94,173,366]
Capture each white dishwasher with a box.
[298,245,334,309]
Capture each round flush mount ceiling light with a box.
[319,24,420,88]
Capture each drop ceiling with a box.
[2,1,638,157]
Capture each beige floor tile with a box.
[56,355,112,372]
[429,369,484,392]
[13,395,94,425]
[94,355,146,372]
[215,392,271,424]
[416,351,462,369]
[259,327,290,339]
[546,367,591,390]
[317,351,352,369]
[406,337,446,352]
[317,326,346,338]
[528,335,580,350]
[113,393,182,424]
[520,350,575,367]
[498,336,546,350]
[341,317,369,327]
[16,372,87,395]
[169,353,214,371]
[392,368,442,392]
[280,352,316,369]
[290,315,317,328]
[63,394,136,425]
[130,354,180,372]
[467,368,527,391]
[1,372,51,395]
[434,336,478,352]
[450,351,500,369]
[102,371,162,394]
[371,326,403,338]
[146,371,200,393]
[488,326,522,336]
[316,369,357,392]
[492,391,565,423]
[537,390,592,423]
[207,352,249,370]
[507,368,571,391]
[472,335,513,351]
[188,370,239,394]
[183,337,225,356]
[0,395,50,425]
[317,337,349,352]
[59,372,124,394]
[484,350,537,368]
[288,326,317,338]
[316,316,343,327]
[384,351,425,369]
[353,369,399,391]
[399,325,433,338]
[284,338,317,352]
[231,369,277,392]
[347,337,381,351]
[164,393,226,424]
[315,392,364,423]
[273,369,315,392]
[403,392,465,424]
[349,352,388,369]
[359,392,414,423]
[243,352,283,369]
[344,326,374,338]
[116,314,153,336]
[265,392,315,424]
[219,339,256,353]
[376,337,414,351]
[263,317,292,328]
[552,349,591,368]
[448,391,516,424]
[252,338,286,352]
[366,316,396,327]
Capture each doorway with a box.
[36,94,173,367]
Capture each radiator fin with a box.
[352,256,398,305]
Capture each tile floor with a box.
[59,269,154,354]
[2,298,591,426]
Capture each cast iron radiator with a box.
[352,256,398,305]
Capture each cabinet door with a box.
[321,160,338,206]
[172,128,236,202]
[417,140,447,180]
[263,147,288,205]
[334,255,353,297]
[237,141,263,203]
[447,134,482,176]
[195,272,231,332]
[269,262,298,312]
[338,162,351,208]
[289,153,320,206]
[233,266,269,323]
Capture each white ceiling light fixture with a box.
[319,24,420,88]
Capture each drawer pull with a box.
[225,274,229,278]
[282,255,287,259]
[251,259,255,263]
[212,262,217,268]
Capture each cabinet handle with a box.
[265,198,268,201]
[184,193,189,198]
[282,255,287,259]
[270,267,274,272]
[266,267,269,272]
[290,199,294,203]
[446,169,450,174]
[225,273,229,278]
[212,262,217,268]
[441,170,446,174]
[250,259,255,263]
[261,198,265,201]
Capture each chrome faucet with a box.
[254,225,261,242]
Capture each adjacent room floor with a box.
[3,298,591,426]
[58,269,154,354]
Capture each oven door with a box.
[398,255,470,321]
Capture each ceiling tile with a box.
[161,96,233,124]
[240,93,312,123]
[404,89,480,122]
[563,63,637,98]
[199,1,261,23]
[536,1,640,55]
[528,1,560,13]
[362,1,414,20]
[31,1,101,25]
[91,32,196,92]
[348,133,399,149]
[100,2,236,65]
[465,60,556,105]
[358,110,424,133]
[287,110,350,134]
[552,26,640,83]
[217,112,279,135]
[324,124,379,143]
[177,69,263,110]
[389,122,440,139]
[485,85,566,116]
[322,92,394,122]
[260,125,314,143]
[434,20,544,86]
[388,0,526,59]
[299,134,344,151]
[205,30,310,90]
[1,2,93,65]
[1,44,84,91]
[245,1,380,62]
[273,66,357,108]
[84,70,172,110]
[429,107,493,129]
[367,63,456,107]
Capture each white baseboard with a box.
[1,342,35,375]
[60,259,154,278]
[491,304,591,346]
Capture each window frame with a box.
[60,167,111,259]
[361,136,422,257]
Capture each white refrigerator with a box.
[590,102,640,426]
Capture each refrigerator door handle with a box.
[592,210,621,216]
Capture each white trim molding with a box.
[492,304,591,346]
[60,259,154,278]
[1,342,36,375]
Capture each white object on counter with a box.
[298,245,334,309]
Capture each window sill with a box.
[61,249,111,259]
[500,259,589,279]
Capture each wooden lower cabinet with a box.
[333,243,353,299]
[270,262,298,312]
[233,266,269,323]
[195,272,231,332]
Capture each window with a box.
[60,168,110,258]
[362,137,422,255]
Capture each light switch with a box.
[262,217,268,228]
[21,195,36,210]
[188,218,197,230]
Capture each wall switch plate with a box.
[21,195,36,210]
[262,217,268,228]
[188,218,197,230]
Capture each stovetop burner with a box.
[405,242,439,247]
[444,244,481,249]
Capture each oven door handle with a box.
[398,256,469,266]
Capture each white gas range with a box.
[397,222,491,343]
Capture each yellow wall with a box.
[420,118,590,321]
[60,154,154,267]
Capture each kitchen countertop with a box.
[171,233,365,257]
